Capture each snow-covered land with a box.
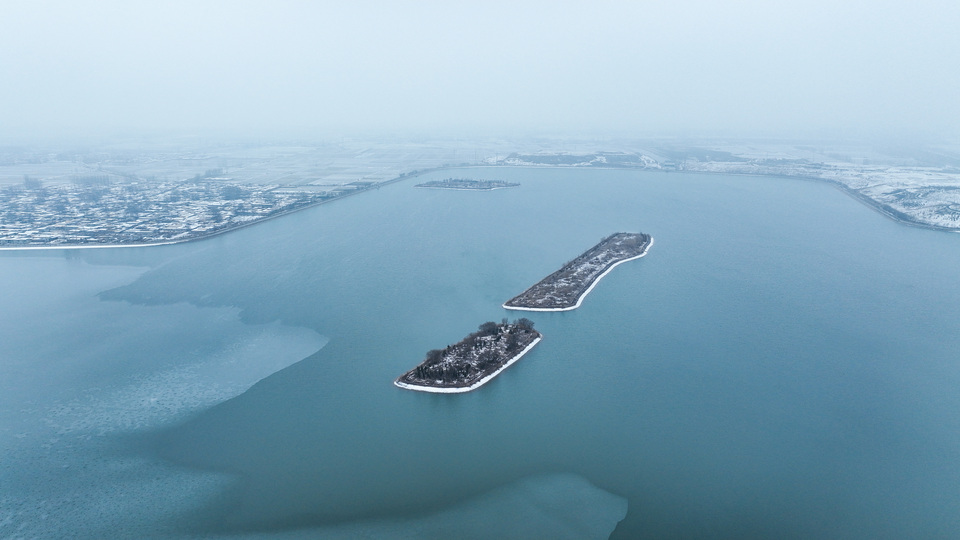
[487,144,960,232]
[676,157,960,231]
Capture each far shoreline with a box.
[5,163,954,254]
[462,164,960,233]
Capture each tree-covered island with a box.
[394,319,541,393]
[414,178,520,190]
[504,232,653,311]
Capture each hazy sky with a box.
[2,0,958,139]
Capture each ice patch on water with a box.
[0,277,327,539]
[182,473,628,540]
[0,456,232,539]
[39,319,327,436]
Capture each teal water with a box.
[2,167,960,538]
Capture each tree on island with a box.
[505,332,519,352]
[479,321,499,336]
[425,349,443,366]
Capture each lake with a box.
[2,167,960,539]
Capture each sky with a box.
[1,0,958,140]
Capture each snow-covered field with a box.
[679,158,960,230]
[488,144,960,231]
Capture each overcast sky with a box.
[2,0,958,140]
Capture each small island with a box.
[504,232,653,311]
[394,319,542,393]
[414,178,520,190]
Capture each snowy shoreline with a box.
[0,240,182,251]
[0,171,425,252]
[503,237,654,312]
[393,336,542,394]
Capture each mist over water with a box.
[3,167,960,538]
[2,1,958,140]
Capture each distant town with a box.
[0,172,383,247]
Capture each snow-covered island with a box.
[414,178,520,190]
[504,232,653,311]
[394,319,541,393]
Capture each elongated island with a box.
[394,319,542,393]
[504,232,653,311]
[414,178,520,190]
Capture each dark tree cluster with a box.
[397,319,541,389]
[412,362,473,383]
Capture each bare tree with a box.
[515,318,535,331]
[479,321,498,336]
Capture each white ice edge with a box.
[503,237,654,312]
[394,336,542,394]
